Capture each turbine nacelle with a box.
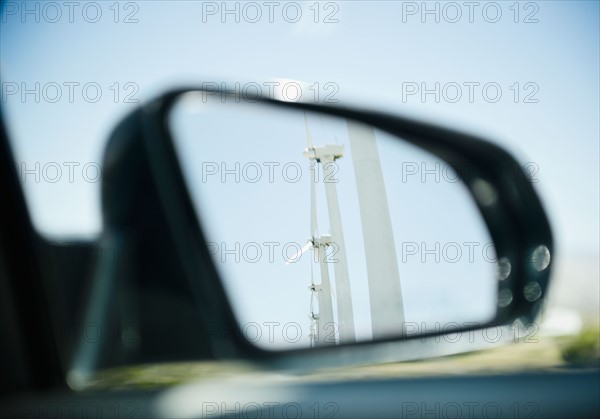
[312,233,332,249]
[303,144,344,162]
[285,234,333,265]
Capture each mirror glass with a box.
[168,92,499,350]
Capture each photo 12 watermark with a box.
[41,239,136,266]
[399,401,540,419]
[198,80,340,103]
[200,1,340,24]
[400,161,540,185]
[400,1,540,24]
[15,161,103,184]
[0,401,140,419]
[200,160,340,184]
[1,1,140,24]
[199,401,339,419]
[206,240,340,264]
[401,82,540,104]
[1,82,140,104]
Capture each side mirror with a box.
[70,87,553,383]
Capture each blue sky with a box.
[169,96,497,346]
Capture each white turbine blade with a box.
[310,166,317,237]
[313,242,334,302]
[285,240,312,265]
[322,158,356,344]
[347,120,404,340]
[330,276,336,299]
[310,250,315,286]
[304,111,312,147]
[315,245,335,347]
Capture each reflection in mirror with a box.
[169,92,498,350]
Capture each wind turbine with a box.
[290,115,404,345]
[305,148,336,347]
[302,112,356,345]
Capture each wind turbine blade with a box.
[330,276,336,299]
[322,158,356,344]
[304,111,312,147]
[315,245,335,347]
[347,120,404,339]
[310,166,317,237]
[285,240,312,265]
[310,249,315,285]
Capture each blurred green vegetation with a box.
[81,328,600,391]
[82,361,256,391]
[560,328,600,367]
